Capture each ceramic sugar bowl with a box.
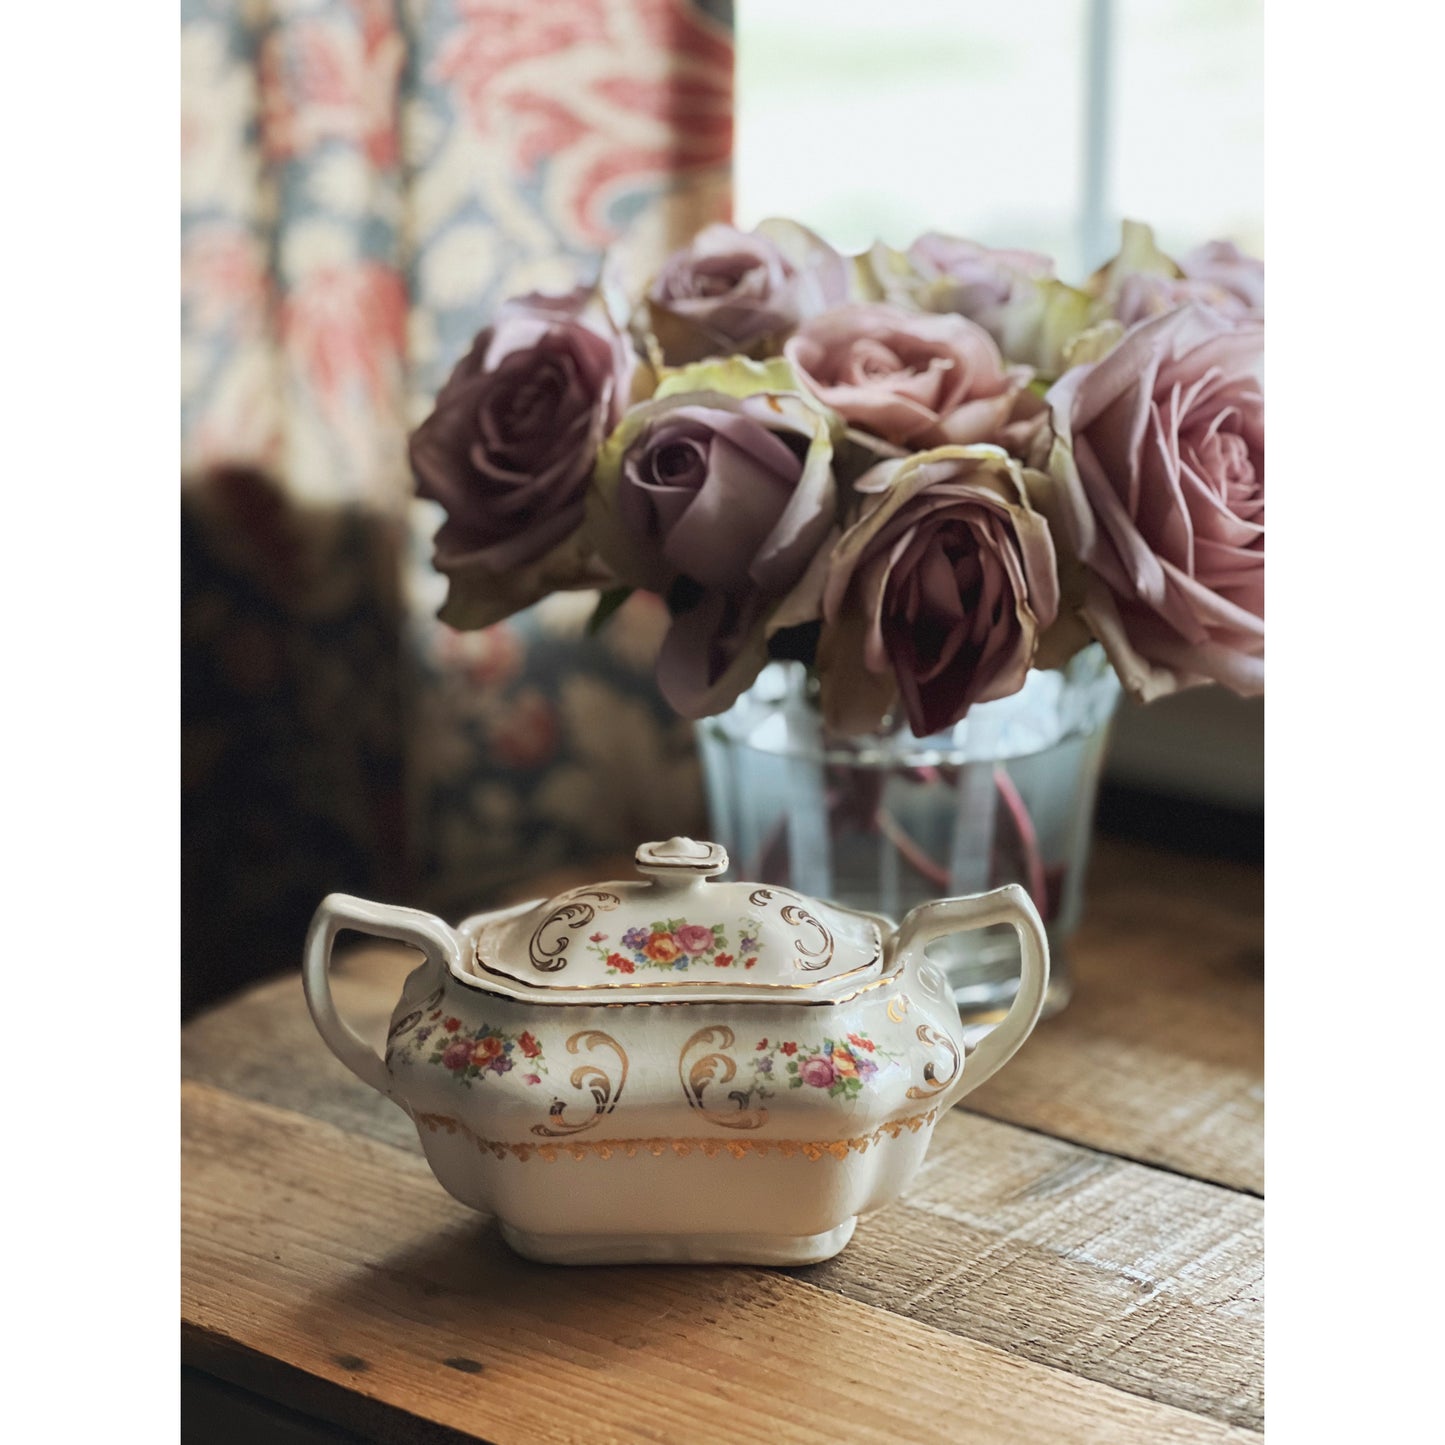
[303,837,1049,1266]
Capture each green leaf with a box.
[586,585,634,636]
[654,355,803,401]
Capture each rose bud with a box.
[819,446,1060,737]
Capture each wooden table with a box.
[182,839,1263,1444]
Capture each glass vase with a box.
[697,647,1122,1031]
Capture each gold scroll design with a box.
[679,1025,768,1130]
[527,890,621,972]
[886,993,910,1024]
[415,1108,939,1163]
[906,1024,962,1100]
[748,888,835,972]
[530,1030,628,1138]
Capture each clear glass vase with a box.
[697,647,1122,1031]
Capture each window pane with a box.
[735,0,1089,270]
[1113,0,1263,258]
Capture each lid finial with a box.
[634,837,729,883]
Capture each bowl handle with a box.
[302,893,465,1100]
[895,884,1050,1102]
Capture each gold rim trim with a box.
[414,1108,940,1162]
[454,958,902,1007]
[471,947,882,993]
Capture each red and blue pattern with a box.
[182,1,731,1007]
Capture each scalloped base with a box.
[498,1216,858,1266]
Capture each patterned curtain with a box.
[181,0,732,1010]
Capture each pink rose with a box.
[785,303,1032,452]
[645,221,849,364]
[906,233,1056,320]
[883,233,1091,379]
[674,924,716,955]
[409,285,633,627]
[441,1040,473,1071]
[820,447,1059,737]
[1180,240,1263,315]
[1044,306,1263,701]
[1092,224,1262,331]
[799,1055,835,1088]
[1112,273,1257,328]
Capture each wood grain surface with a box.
[181,839,1265,1443]
[183,1081,1256,1445]
[966,842,1264,1194]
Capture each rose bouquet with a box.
[409,218,1263,739]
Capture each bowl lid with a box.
[467,837,885,1000]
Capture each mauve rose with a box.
[878,233,1092,380]
[590,368,838,717]
[785,302,1032,451]
[799,1055,835,1088]
[820,446,1060,737]
[907,232,1056,315]
[1043,305,1263,701]
[1112,272,1257,328]
[409,286,634,626]
[645,220,849,364]
[1093,223,1261,331]
[1180,239,1264,315]
[674,924,716,955]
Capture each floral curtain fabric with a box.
[181,0,732,1006]
[182,0,732,502]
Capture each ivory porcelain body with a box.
[304,837,1049,1265]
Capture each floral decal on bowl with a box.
[388,1008,548,1089]
[753,1031,900,1101]
[586,917,761,974]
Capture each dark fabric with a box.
[182,472,407,1015]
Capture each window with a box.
[736,0,1262,273]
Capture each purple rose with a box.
[1045,306,1263,701]
[756,1055,774,1075]
[855,1055,878,1080]
[785,302,1032,451]
[591,378,838,717]
[487,1053,514,1076]
[645,221,849,364]
[799,1055,835,1088]
[441,1040,473,1071]
[620,926,651,951]
[409,286,634,624]
[674,924,716,955]
[820,447,1060,737]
